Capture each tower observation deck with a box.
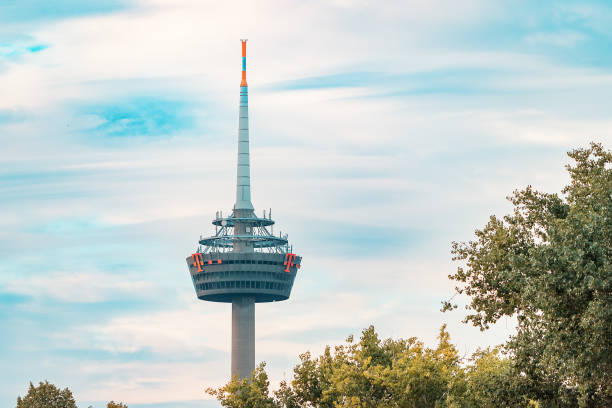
[186,40,302,380]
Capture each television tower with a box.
[186,40,302,380]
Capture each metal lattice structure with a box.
[185,40,302,380]
[197,212,290,253]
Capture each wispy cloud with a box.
[81,98,195,139]
[0,0,130,23]
[5,271,154,303]
[524,31,587,47]
[0,43,48,60]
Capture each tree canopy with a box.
[444,142,611,406]
[107,402,128,408]
[16,381,78,408]
[207,325,530,407]
[15,381,129,408]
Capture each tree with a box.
[206,362,278,408]
[461,347,527,407]
[107,402,128,408]
[16,381,77,408]
[444,143,611,407]
[207,325,489,408]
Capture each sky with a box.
[1,0,611,407]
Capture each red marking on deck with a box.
[191,253,204,272]
[284,253,296,272]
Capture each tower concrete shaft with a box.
[232,295,255,379]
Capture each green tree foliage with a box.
[206,362,278,408]
[16,381,77,408]
[444,143,611,407]
[461,347,526,407]
[15,380,129,408]
[207,325,530,407]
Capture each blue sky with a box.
[1,0,611,407]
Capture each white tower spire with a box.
[235,39,254,212]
